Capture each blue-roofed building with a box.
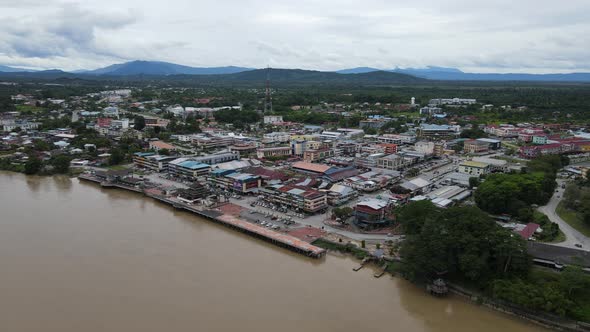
[168,158,211,179]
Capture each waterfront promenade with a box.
[78,173,326,258]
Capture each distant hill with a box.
[335,67,381,74]
[81,60,253,76]
[391,67,590,82]
[0,65,34,72]
[336,65,590,82]
[397,71,590,82]
[0,67,425,86]
[211,68,425,84]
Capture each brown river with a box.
[0,172,546,332]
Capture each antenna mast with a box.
[264,66,272,116]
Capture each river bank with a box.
[0,171,549,332]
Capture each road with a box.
[537,179,590,250]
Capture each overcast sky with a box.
[1,0,589,73]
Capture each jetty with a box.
[78,173,326,258]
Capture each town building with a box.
[354,153,385,169]
[260,184,328,214]
[354,198,393,229]
[292,161,332,176]
[326,184,357,206]
[133,152,178,172]
[263,132,290,144]
[208,169,261,194]
[428,98,477,106]
[256,146,292,159]
[343,170,399,192]
[476,138,502,150]
[458,161,490,176]
[303,148,337,162]
[148,140,176,152]
[472,156,508,173]
[377,154,407,171]
[417,124,460,140]
[168,158,211,179]
[264,115,284,124]
[463,139,490,154]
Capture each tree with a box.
[159,148,170,156]
[406,168,420,177]
[469,176,480,189]
[460,128,488,139]
[24,156,42,175]
[33,139,52,151]
[51,155,71,174]
[109,149,124,166]
[332,206,354,220]
[134,115,146,131]
[399,203,529,283]
[560,266,590,296]
[397,200,439,235]
[363,127,377,135]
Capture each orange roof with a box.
[149,141,176,150]
[292,161,331,173]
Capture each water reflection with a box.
[0,172,545,332]
[52,175,72,191]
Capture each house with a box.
[517,223,541,240]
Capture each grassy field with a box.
[107,164,131,171]
[16,105,46,113]
[556,201,590,237]
[548,229,567,243]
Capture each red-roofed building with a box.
[518,223,540,239]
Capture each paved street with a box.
[538,179,590,250]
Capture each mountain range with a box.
[1,60,590,82]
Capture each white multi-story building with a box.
[263,132,291,144]
[428,98,477,106]
[264,115,284,124]
[111,118,129,129]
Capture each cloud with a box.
[0,0,589,73]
